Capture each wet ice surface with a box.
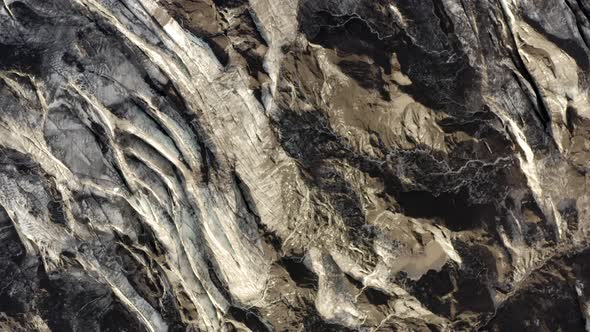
[1,0,590,331]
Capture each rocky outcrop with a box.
[1,0,590,331]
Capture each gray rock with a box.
[0,0,589,331]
